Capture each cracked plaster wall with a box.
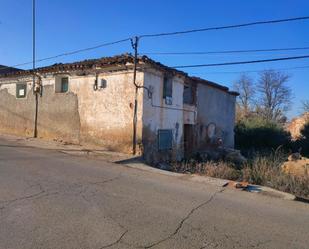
[196,84,236,149]
[142,70,191,163]
[0,71,144,153]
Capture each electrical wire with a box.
[141,46,309,55]
[0,38,131,71]
[139,16,309,38]
[2,16,309,72]
[196,65,309,74]
[172,55,309,68]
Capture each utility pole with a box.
[131,36,139,155]
[33,0,38,138]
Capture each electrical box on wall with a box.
[100,79,107,89]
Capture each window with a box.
[158,129,173,151]
[55,76,69,93]
[163,76,173,99]
[16,83,27,98]
[183,84,196,105]
[60,77,69,92]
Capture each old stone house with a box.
[0,54,238,163]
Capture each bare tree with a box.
[233,74,255,120]
[302,100,309,113]
[256,70,292,123]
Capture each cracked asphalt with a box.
[0,137,308,249]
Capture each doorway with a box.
[184,124,195,159]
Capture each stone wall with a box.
[69,71,144,152]
[0,70,144,153]
[0,68,237,161]
[0,84,34,137]
[196,83,236,150]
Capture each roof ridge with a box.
[0,54,238,95]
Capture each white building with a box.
[0,54,238,163]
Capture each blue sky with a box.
[0,0,308,118]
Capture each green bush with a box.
[235,117,291,154]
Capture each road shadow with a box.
[115,156,144,164]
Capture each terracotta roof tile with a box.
[0,54,238,95]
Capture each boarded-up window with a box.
[158,129,173,150]
[163,76,173,99]
[16,83,27,98]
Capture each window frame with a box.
[163,76,173,99]
[16,83,27,99]
[55,76,69,93]
[183,83,197,105]
[60,77,69,93]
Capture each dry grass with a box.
[172,160,241,181]
[242,153,309,198]
[173,152,309,199]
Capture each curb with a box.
[257,186,296,201]
[122,162,297,201]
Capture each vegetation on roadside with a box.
[173,151,309,199]
[172,71,309,199]
[234,117,291,154]
[172,117,309,199]
[294,123,309,157]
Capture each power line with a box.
[141,46,309,55]
[172,55,309,68]
[2,16,309,72]
[197,65,309,74]
[0,38,131,71]
[139,16,309,38]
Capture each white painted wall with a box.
[142,69,186,161]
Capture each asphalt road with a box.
[0,137,308,249]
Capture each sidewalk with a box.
[0,133,133,163]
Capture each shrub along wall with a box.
[234,118,291,155]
